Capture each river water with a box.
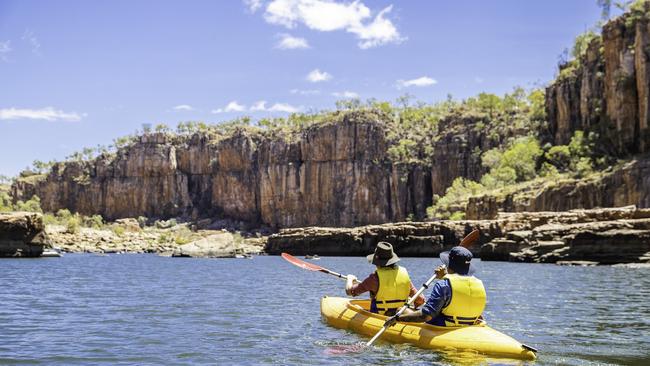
[1,254,648,365]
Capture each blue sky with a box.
[0,0,607,177]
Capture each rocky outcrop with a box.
[479,206,650,264]
[546,4,650,155]
[266,221,498,257]
[0,212,50,257]
[466,157,650,219]
[269,206,650,265]
[171,232,237,258]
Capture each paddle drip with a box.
[320,341,366,355]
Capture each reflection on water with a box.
[0,254,648,365]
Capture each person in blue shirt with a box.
[385,246,487,327]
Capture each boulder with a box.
[0,212,50,257]
[172,232,236,258]
[114,218,141,232]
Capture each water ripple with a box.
[0,255,649,365]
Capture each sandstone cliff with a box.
[14,112,488,228]
[546,3,650,155]
[465,5,650,219]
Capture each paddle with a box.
[281,253,347,280]
[366,228,480,347]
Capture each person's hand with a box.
[384,314,399,327]
[347,274,359,284]
[435,264,447,279]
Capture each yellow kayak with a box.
[320,296,537,361]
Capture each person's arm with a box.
[345,273,378,297]
[386,278,451,326]
[409,283,426,307]
[410,264,447,308]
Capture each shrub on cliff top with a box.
[427,178,484,219]
[480,137,542,189]
[543,130,598,177]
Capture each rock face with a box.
[0,212,50,257]
[171,232,236,258]
[467,157,650,219]
[545,4,650,155]
[11,112,514,229]
[268,206,650,265]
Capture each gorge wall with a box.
[10,113,469,228]
[11,111,515,228]
[463,4,650,220]
[545,3,650,155]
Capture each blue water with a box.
[0,255,649,365]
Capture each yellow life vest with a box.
[374,266,411,315]
[441,273,487,326]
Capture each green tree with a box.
[572,31,598,59]
[426,178,484,219]
[527,89,546,121]
[546,145,572,170]
[155,123,170,133]
[14,195,42,212]
[475,93,503,117]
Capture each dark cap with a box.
[367,242,400,267]
[439,246,475,275]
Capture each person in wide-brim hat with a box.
[345,242,425,316]
[366,241,401,267]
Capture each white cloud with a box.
[350,5,402,49]
[276,33,310,49]
[0,107,84,122]
[251,100,268,111]
[396,76,437,89]
[248,100,299,113]
[173,104,194,111]
[475,77,484,84]
[244,0,264,13]
[22,29,41,55]
[290,88,320,95]
[332,91,359,98]
[306,68,331,82]
[0,41,11,62]
[268,103,299,113]
[211,101,247,114]
[261,0,403,49]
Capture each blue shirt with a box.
[420,279,452,325]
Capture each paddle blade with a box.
[281,252,326,272]
[459,228,480,248]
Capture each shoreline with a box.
[4,206,650,265]
[45,223,266,256]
